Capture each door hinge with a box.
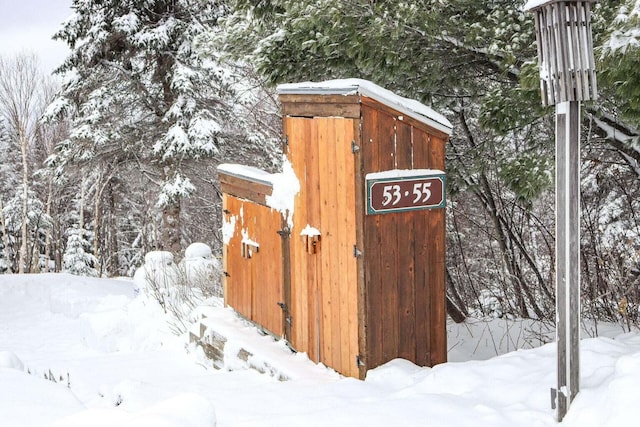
[353,245,362,258]
[223,271,230,277]
[277,228,291,238]
[351,140,360,153]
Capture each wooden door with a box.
[223,195,284,337]
[285,116,360,378]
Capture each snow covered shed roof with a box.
[276,79,453,136]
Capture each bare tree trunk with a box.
[31,227,40,273]
[161,201,181,255]
[0,198,12,271]
[19,132,29,274]
[93,175,102,273]
[44,179,53,273]
[92,172,114,275]
[107,182,120,275]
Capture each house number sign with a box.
[366,171,445,215]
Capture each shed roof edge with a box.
[277,78,453,135]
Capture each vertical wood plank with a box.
[336,118,358,376]
[353,116,368,379]
[395,121,416,361]
[306,118,322,363]
[429,134,447,365]
[396,121,413,169]
[226,197,252,321]
[362,105,383,369]
[413,130,431,365]
[327,118,343,373]
[343,118,360,378]
[317,117,335,369]
[286,117,308,354]
[334,117,350,374]
[377,112,399,362]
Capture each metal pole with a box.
[555,100,581,421]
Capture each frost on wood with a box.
[265,157,300,228]
[240,229,260,249]
[222,214,237,245]
[300,224,321,237]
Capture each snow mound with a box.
[365,358,426,390]
[134,251,180,293]
[125,393,216,426]
[184,242,212,259]
[53,393,216,427]
[144,251,175,266]
[0,351,24,371]
[180,243,220,294]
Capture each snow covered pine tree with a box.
[47,0,241,256]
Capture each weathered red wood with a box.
[429,135,447,364]
[377,110,400,363]
[361,96,450,141]
[282,102,361,119]
[362,104,383,369]
[395,120,417,361]
[414,210,431,365]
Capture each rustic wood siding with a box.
[361,104,447,370]
[223,194,284,337]
[279,94,361,119]
[285,115,360,378]
[219,173,272,206]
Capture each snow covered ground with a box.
[1,273,639,426]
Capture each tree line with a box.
[1,0,639,330]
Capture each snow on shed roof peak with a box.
[277,78,453,135]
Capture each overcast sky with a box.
[0,0,73,74]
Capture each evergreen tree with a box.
[47,0,250,256]
[600,0,640,128]
[63,226,98,277]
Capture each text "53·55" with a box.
[381,182,432,207]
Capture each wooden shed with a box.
[219,79,452,379]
